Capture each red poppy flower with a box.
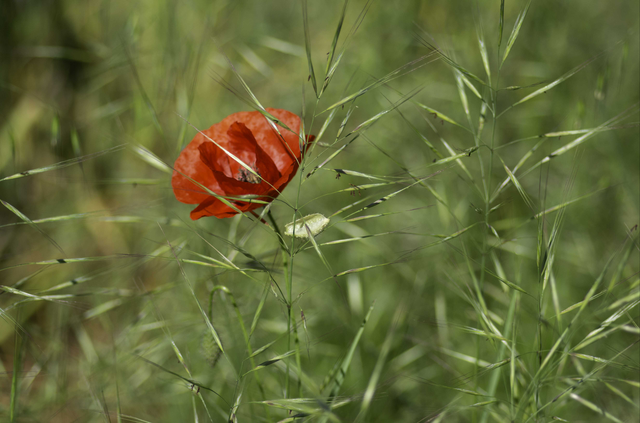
[172,108,310,220]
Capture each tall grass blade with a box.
[0,145,125,182]
[500,0,532,68]
[1,199,65,255]
[10,330,24,422]
[302,0,318,96]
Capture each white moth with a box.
[284,213,330,238]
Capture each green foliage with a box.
[0,0,638,422]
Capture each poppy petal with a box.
[226,122,281,184]
[172,108,308,220]
[172,131,222,204]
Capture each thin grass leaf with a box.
[10,329,23,422]
[518,255,616,418]
[344,175,435,219]
[607,229,637,293]
[242,350,296,377]
[498,0,505,51]
[416,379,486,397]
[250,281,271,338]
[305,108,338,160]
[319,54,434,114]
[260,36,305,57]
[345,206,432,222]
[574,300,640,351]
[323,302,374,397]
[327,168,391,181]
[158,229,229,371]
[348,87,423,136]
[319,0,373,96]
[396,107,444,158]
[235,43,272,78]
[493,105,639,201]
[500,0,532,68]
[315,230,403,248]
[302,0,318,96]
[84,298,124,319]
[334,261,395,278]
[248,340,278,359]
[354,305,405,423]
[569,393,624,423]
[415,34,488,87]
[604,382,638,408]
[1,199,65,255]
[123,43,163,135]
[460,72,483,101]
[324,0,349,78]
[306,135,359,179]
[436,140,477,183]
[135,355,228,405]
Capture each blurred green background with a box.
[0,0,638,422]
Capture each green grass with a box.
[0,0,638,422]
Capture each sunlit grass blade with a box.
[344,174,437,219]
[260,36,305,57]
[455,71,472,127]
[500,158,534,211]
[493,104,639,200]
[532,186,610,219]
[130,144,172,173]
[324,0,349,78]
[476,24,491,85]
[0,145,125,182]
[499,53,605,117]
[235,43,272,78]
[500,0,532,68]
[242,350,296,377]
[416,103,471,132]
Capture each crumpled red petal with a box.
[171,108,308,220]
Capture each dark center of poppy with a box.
[236,166,262,184]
